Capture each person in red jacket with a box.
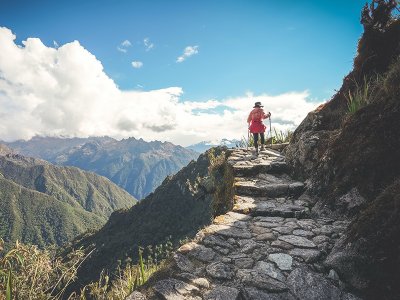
[247,101,271,155]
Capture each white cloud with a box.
[0,27,322,146]
[176,45,199,63]
[131,61,143,68]
[121,40,131,47]
[117,39,131,53]
[143,38,154,51]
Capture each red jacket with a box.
[247,107,268,133]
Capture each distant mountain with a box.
[5,136,199,200]
[186,138,240,153]
[0,150,137,248]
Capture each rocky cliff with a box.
[284,4,400,299]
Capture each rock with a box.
[191,278,210,289]
[243,287,296,300]
[253,221,281,228]
[126,291,147,300]
[204,285,240,300]
[254,261,286,282]
[174,253,195,273]
[250,225,273,235]
[312,235,330,245]
[287,267,342,300]
[154,278,199,300]
[255,216,285,223]
[250,274,288,292]
[183,243,216,262]
[177,273,210,289]
[206,262,235,279]
[203,235,233,250]
[271,240,294,250]
[235,257,254,269]
[256,232,276,241]
[206,224,252,239]
[292,229,314,237]
[272,226,293,234]
[297,220,317,231]
[278,235,317,248]
[240,240,260,253]
[288,248,321,263]
[328,269,340,281]
[341,293,363,300]
[268,253,293,271]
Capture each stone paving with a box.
[130,148,362,300]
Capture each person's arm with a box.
[262,109,271,119]
[247,112,252,124]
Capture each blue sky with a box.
[0,0,366,101]
[0,0,370,145]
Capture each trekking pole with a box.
[269,117,272,146]
[247,128,250,150]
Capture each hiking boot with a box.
[255,147,259,156]
[260,145,265,151]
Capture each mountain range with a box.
[186,138,240,153]
[0,146,137,248]
[5,136,199,200]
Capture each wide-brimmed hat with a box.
[253,101,263,108]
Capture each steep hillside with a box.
[63,147,233,290]
[285,3,400,299]
[0,151,137,248]
[0,176,104,248]
[5,136,199,199]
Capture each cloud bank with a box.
[0,27,321,146]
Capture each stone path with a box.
[130,148,362,300]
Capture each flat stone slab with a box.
[237,269,288,292]
[288,248,322,263]
[205,224,252,239]
[268,253,293,271]
[278,235,317,248]
[126,291,147,300]
[254,261,286,282]
[154,278,199,300]
[204,285,240,300]
[206,262,235,279]
[287,267,342,300]
[243,287,296,300]
[292,229,315,237]
[174,253,195,273]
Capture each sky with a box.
[0,0,367,146]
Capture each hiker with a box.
[247,101,271,155]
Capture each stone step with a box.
[233,196,310,219]
[235,181,304,198]
[233,160,288,177]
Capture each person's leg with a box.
[253,133,259,154]
[260,133,265,150]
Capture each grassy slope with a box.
[0,176,104,247]
[0,153,138,248]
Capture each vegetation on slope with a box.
[0,152,137,248]
[62,147,234,293]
